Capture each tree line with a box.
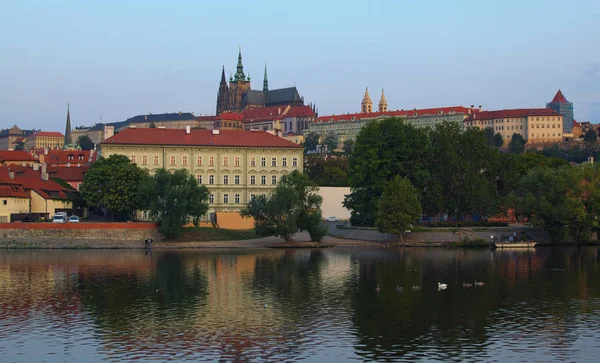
[343,118,599,242]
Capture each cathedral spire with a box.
[220,65,227,85]
[361,87,372,113]
[233,47,246,82]
[378,88,388,112]
[263,62,269,93]
[64,103,72,147]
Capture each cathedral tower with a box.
[64,103,72,147]
[361,87,372,113]
[227,48,251,112]
[216,65,229,115]
[263,63,269,93]
[378,89,388,112]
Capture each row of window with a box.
[130,155,299,168]
[196,174,281,185]
[531,133,561,138]
[208,193,269,204]
[530,124,559,129]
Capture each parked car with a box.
[325,216,340,222]
[68,216,80,223]
[52,215,66,223]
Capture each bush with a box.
[425,221,508,228]
[453,237,490,248]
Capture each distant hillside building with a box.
[216,49,305,115]
[107,112,211,133]
[72,123,115,145]
[24,131,64,150]
[546,89,574,133]
[0,126,38,150]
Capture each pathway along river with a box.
[0,247,599,362]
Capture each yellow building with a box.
[72,124,115,145]
[0,180,30,222]
[99,127,304,216]
[464,108,564,146]
[24,131,64,150]
[0,150,38,166]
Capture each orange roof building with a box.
[24,131,64,151]
[99,127,303,214]
[0,150,38,166]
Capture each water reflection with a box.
[0,247,598,362]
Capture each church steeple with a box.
[220,65,227,85]
[361,87,372,113]
[263,62,269,93]
[216,65,230,115]
[64,103,72,147]
[233,47,246,82]
[378,88,388,112]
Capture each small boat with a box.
[490,240,536,249]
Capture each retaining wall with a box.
[0,222,161,241]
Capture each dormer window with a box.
[68,154,74,160]
[78,155,84,160]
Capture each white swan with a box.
[438,282,448,290]
[375,284,381,293]
[396,285,404,292]
[463,282,473,288]
[412,284,420,291]
[475,280,484,287]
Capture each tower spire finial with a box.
[361,87,373,113]
[64,103,72,147]
[234,47,246,82]
[263,62,269,93]
[378,88,388,112]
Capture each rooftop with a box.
[30,131,64,138]
[549,89,569,104]
[0,150,38,162]
[316,106,479,123]
[468,108,560,121]
[101,128,302,148]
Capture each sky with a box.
[1,0,599,131]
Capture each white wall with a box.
[318,187,351,220]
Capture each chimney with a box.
[44,147,48,155]
[479,105,482,111]
[77,163,81,168]
[186,125,191,134]
[41,172,48,181]
[41,163,47,175]
[212,129,220,135]
[33,164,40,171]
[278,108,281,115]
[67,162,70,168]
[8,171,14,179]
[471,105,474,108]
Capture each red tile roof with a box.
[47,165,90,182]
[0,150,38,162]
[44,150,93,164]
[0,167,71,200]
[31,131,64,138]
[284,105,316,118]
[215,112,244,121]
[550,89,569,103]
[101,128,302,148]
[317,106,478,123]
[467,108,560,121]
[0,184,30,198]
[243,105,291,122]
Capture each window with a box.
[209,194,214,204]
[170,155,176,166]
[223,156,229,166]
[271,175,277,185]
[251,157,256,166]
[2,200,6,205]
[142,155,148,165]
[261,157,266,167]
[197,156,203,165]
[78,155,84,160]
[282,157,287,167]
[209,156,215,166]
[292,158,298,167]
[182,156,188,166]
[154,155,159,165]
[250,175,256,185]
[209,175,215,185]
[234,194,240,204]
[68,155,74,160]
[261,175,266,185]
[234,156,240,167]
[131,155,136,164]
[196,174,202,184]
[271,157,277,167]
[223,194,229,204]
[223,175,229,185]
[234,175,240,185]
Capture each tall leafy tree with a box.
[304,132,320,154]
[241,186,299,243]
[375,176,422,242]
[483,127,495,146]
[344,117,432,226]
[304,154,349,186]
[80,154,147,220]
[283,170,327,242]
[343,139,355,155]
[77,135,95,151]
[323,131,338,153]
[138,168,209,238]
[508,133,526,154]
[493,132,504,148]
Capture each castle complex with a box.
[216,49,305,114]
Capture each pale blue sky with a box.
[1,0,599,131]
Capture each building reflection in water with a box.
[0,247,599,362]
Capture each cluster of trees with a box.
[80,155,209,238]
[303,131,354,155]
[344,118,594,242]
[304,155,349,186]
[241,170,327,243]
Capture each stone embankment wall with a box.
[0,222,161,241]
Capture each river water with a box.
[0,247,598,362]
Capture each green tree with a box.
[508,133,526,154]
[304,154,349,186]
[323,131,338,153]
[493,132,504,148]
[304,132,319,154]
[344,118,432,226]
[138,168,210,238]
[283,170,327,242]
[149,121,157,128]
[375,176,422,242]
[343,139,355,154]
[584,129,597,143]
[241,187,299,243]
[77,135,95,150]
[14,141,25,150]
[483,127,495,146]
[80,154,147,220]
